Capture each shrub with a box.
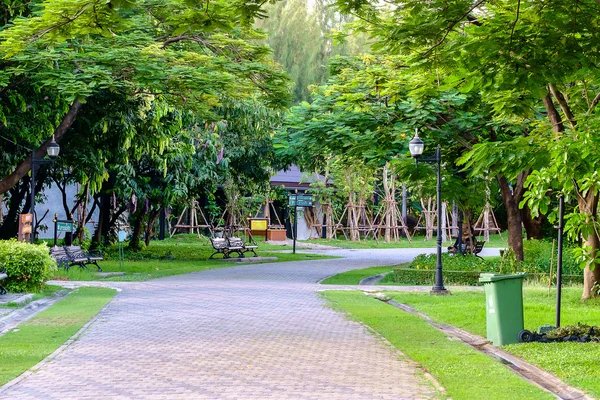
[393,268,483,286]
[391,268,583,286]
[409,253,498,272]
[522,239,580,275]
[0,240,57,293]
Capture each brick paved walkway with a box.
[0,248,495,399]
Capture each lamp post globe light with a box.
[30,135,60,244]
[409,129,448,295]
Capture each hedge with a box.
[0,240,57,292]
[392,268,584,286]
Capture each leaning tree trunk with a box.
[0,100,82,196]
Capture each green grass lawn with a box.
[53,234,334,282]
[323,291,553,400]
[386,287,600,398]
[0,287,117,385]
[302,233,508,249]
[320,265,399,285]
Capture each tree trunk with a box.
[521,202,544,240]
[129,204,148,251]
[144,208,161,246]
[578,191,600,299]
[0,182,29,239]
[92,192,111,248]
[582,232,600,300]
[0,99,82,196]
[497,175,525,261]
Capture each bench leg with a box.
[0,283,6,295]
[72,262,87,270]
[209,251,224,259]
[91,261,102,272]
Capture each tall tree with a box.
[331,0,600,298]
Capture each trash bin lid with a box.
[479,272,528,283]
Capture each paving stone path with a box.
[0,248,498,400]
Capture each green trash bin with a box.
[479,272,527,346]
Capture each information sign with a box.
[288,194,313,207]
[56,221,74,233]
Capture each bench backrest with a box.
[210,238,228,249]
[473,241,485,254]
[50,246,68,257]
[228,237,244,247]
[65,245,82,252]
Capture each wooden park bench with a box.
[227,237,259,258]
[209,237,243,259]
[470,240,486,259]
[50,246,103,271]
[448,240,485,259]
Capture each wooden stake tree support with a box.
[416,198,437,240]
[374,163,411,243]
[416,199,454,241]
[170,201,211,238]
[474,203,501,241]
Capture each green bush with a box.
[0,240,57,293]
[391,268,583,286]
[522,239,580,275]
[409,253,498,272]
[393,268,483,286]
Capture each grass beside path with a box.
[387,287,600,398]
[0,287,117,386]
[303,233,507,249]
[323,291,553,400]
[320,265,399,285]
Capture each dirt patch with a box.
[25,317,82,326]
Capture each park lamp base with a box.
[430,288,451,296]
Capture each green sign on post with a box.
[289,194,313,207]
[56,221,74,233]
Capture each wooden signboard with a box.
[18,213,33,242]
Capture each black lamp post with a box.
[30,136,60,243]
[409,129,448,294]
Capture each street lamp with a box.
[30,135,60,243]
[409,129,448,294]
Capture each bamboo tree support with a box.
[417,198,437,240]
[374,163,411,243]
[548,239,556,297]
[441,202,455,242]
[473,203,501,241]
[170,201,211,238]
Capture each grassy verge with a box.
[53,234,334,282]
[0,287,117,385]
[386,287,600,398]
[302,233,508,249]
[320,265,398,285]
[323,291,552,400]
